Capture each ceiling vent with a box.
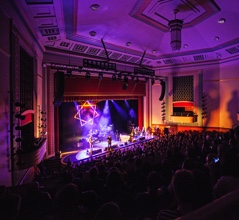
[25,0,53,5]
[98,50,112,58]
[163,59,174,64]
[193,55,205,61]
[128,57,140,63]
[47,36,57,41]
[226,46,239,54]
[39,28,59,36]
[119,55,131,61]
[72,44,87,53]
[59,42,70,48]
[110,53,122,59]
[85,47,101,55]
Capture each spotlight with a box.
[124,76,128,83]
[112,74,117,82]
[66,69,72,78]
[99,72,103,80]
[118,73,122,81]
[85,71,91,80]
[135,76,139,83]
[123,82,128,90]
[123,76,129,90]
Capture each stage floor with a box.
[60,134,153,165]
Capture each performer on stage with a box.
[88,134,93,155]
[107,135,112,151]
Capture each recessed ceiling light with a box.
[218,18,226,24]
[183,44,188,48]
[126,42,131,46]
[89,31,97,36]
[152,50,156,54]
[214,36,220,41]
[90,4,100,11]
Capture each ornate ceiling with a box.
[11,0,239,68]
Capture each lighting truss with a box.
[45,60,166,83]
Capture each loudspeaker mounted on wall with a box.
[159,81,166,101]
[53,71,65,106]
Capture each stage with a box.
[60,133,154,165]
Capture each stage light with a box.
[118,73,122,81]
[123,76,128,90]
[99,72,103,80]
[124,76,128,83]
[112,74,117,82]
[123,83,128,90]
[85,71,91,80]
[135,76,139,83]
[66,69,72,78]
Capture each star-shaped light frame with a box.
[74,101,99,126]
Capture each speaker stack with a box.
[53,71,64,106]
[159,81,166,101]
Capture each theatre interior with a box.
[0,0,239,219]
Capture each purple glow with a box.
[125,99,130,108]
[111,100,128,120]
[99,100,112,127]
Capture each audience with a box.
[2,128,239,220]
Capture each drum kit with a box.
[87,124,114,142]
[99,124,114,135]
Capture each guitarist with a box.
[88,134,94,155]
[107,135,112,151]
